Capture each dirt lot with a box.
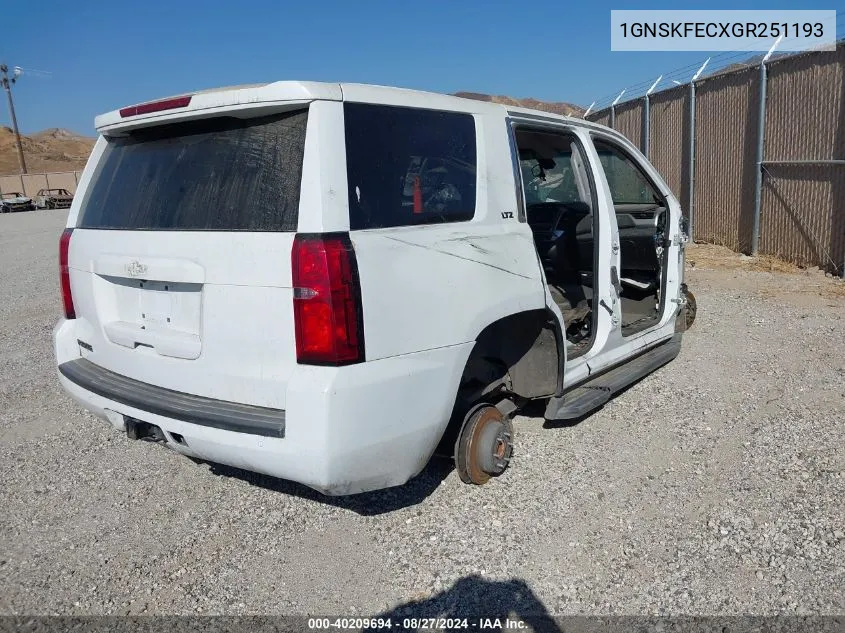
[1,211,843,617]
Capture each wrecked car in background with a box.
[35,188,74,209]
[1,191,35,212]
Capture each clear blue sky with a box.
[1,0,841,135]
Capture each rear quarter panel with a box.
[329,95,547,361]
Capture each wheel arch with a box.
[436,308,564,454]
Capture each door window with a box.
[514,127,598,358]
[592,140,661,205]
[518,136,591,208]
[592,137,667,336]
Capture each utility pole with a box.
[610,89,626,129]
[751,36,782,256]
[1,64,27,174]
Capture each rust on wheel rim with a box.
[456,405,514,485]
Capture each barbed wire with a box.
[588,10,845,113]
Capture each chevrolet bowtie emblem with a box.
[126,260,148,277]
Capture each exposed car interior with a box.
[593,139,667,336]
[516,130,669,354]
[515,129,597,358]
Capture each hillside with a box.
[0,127,95,174]
[0,91,585,175]
[453,92,584,116]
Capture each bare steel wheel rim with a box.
[455,405,514,485]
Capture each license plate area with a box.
[97,276,203,336]
[138,280,190,330]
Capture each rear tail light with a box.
[292,233,364,365]
[119,95,192,118]
[59,228,75,319]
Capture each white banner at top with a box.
[611,10,836,52]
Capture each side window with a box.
[592,139,661,205]
[516,132,592,209]
[344,103,477,230]
[514,128,597,282]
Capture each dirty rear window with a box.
[78,110,307,231]
[344,103,477,230]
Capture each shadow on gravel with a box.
[201,456,452,515]
[365,574,561,632]
[519,398,589,429]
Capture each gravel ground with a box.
[1,210,843,618]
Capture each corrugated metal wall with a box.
[585,43,842,272]
[693,66,760,250]
[760,46,845,269]
[759,167,842,268]
[648,85,689,205]
[613,100,643,149]
[591,110,611,128]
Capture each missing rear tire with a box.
[454,404,513,485]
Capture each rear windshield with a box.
[344,103,477,230]
[78,110,307,231]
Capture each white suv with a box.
[54,82,695,495]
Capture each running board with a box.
[545,334,682,421]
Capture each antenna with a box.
[583,101,595,118]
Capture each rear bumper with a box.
[53,319,472,495]
[59,358,286,438]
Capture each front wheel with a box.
[454,404,513,485]
[676,283,697,332]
